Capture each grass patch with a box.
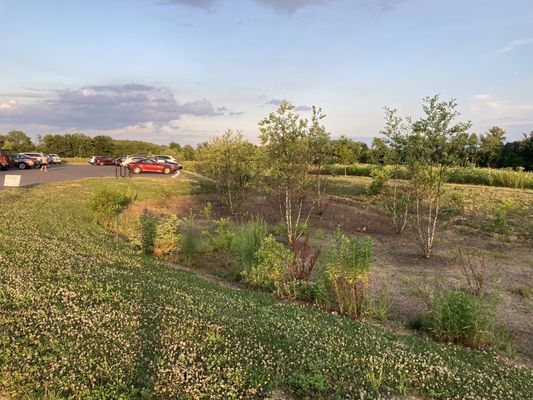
[0,178,532,399]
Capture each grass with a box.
[0,177,532,399]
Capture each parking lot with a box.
[0,164,174,190]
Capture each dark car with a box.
[89,156,115,166]
[10,154,36,170]
[127,158,178,175]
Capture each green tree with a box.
[309,106,331,214]
[203,129,259,215]
[92,135,115,156]
[5,130,34,152]
[386,96,471,258]
[259,101,317,242]
[479,126,506,168]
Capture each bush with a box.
[139,211,157,255]
[323,230,373,319]
[232,218,267,272]
[366,166,391,195]
[87,188,133,224]
[210,218,235,252]
[242,235,291,292]
[180,219,204,266]
[154,213,181,257]
[429,290,498,349]
[288,368,328,399]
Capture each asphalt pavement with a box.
[0,164,171,190]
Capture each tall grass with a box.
[232,217,267,273]
[321,164,533,189]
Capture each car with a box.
[0,151,11,170]
[127,158,178,175]
[120,155,147,166]
[89,156,115,166]
[49,154,61,164]
[10,154,36,170]
[21,152,45,168]
[151,155,183,169]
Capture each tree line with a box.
[1,121,531,171]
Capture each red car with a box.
[0,151,11,170]
[127,158,178,175]
[89,156,115,166]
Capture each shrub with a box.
[323,230,373,319]
[154,213,181,257]
[232,217,267,272]
[180,219,204,266]
[457,248,490,296]
[429,290,497,349]
[242,235,291,292]
[288,368,328,399]
[87,188,133,225]
[210,218,235,252]
[366,166,391,195]
[139,211,157,254]
[288,235,321,281]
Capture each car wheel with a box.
[133,167,142,174]
[18,163,27,170]
[163,167,171,174]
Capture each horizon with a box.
[1,0,532,145]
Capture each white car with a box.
[120,156,147,166]
[151,155,178,164]
[49,154,61,164]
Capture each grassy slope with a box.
[0,177,532,399]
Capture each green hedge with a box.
[321,164,533,189]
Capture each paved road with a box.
[0,164,173,190]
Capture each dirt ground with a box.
[123,190,533,363]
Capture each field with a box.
[1,173,532,399]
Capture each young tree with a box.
[259,101,318,242]
[381,107,412,234]
[308,106,331,215]
[203,129,258,216]
[386,96,471,258]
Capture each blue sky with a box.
[0,0,532,144]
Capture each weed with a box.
[180,217,204,265]
[139,211,157,255]
[232,217,267,273]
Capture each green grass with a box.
[0,177,532,399]
[322,163,533,189]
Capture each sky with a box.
[0,0,532,145]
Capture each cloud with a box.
[158,0,217,11]
[495,37,533,54]
[255,0,327,14]
[469,94,533,134]
[294,105,312,111]
[0,84,224,130]
[265,98,284,106]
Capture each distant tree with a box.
[5,130,34,152]
[367,137,391,165]
[92,135,115,156]
[479,126,506,168]
[182,145,196,160]
[500,131,533,171]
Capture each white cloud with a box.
[0,83,233,130]
[495,37,533,54]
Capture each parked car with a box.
[49,154,61,164]
[89,156,115,166]
[0,151,11,170]
[120,156,147,166]
[127,158,179,175]
[21,152,45,168]
[151,155,183,169]
[10,154,36,170]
